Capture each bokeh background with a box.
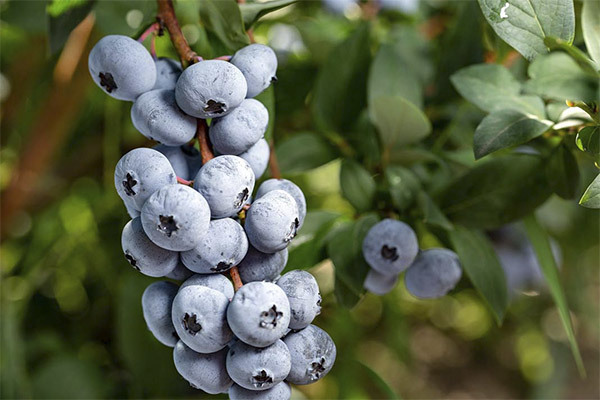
[1,0,599,399]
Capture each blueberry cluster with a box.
[362,219,463,298]
[89,35,336,399]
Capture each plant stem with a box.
[156,0,198,67]
[176,176,193,186]
[229,266,244,291]
[196,119,214,164]
[268,140,282,179]
[137,22,160,42]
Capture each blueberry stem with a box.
[156,0,198,68]
[176,176,193,186]
[229,266,244,291]
[196,119,214,164]
[137,22,160,43]
[213,55,232,61]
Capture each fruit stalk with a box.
[156,0,198,67]
[229,266,244,291]
[196,119,214,164]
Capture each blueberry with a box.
[165,260,194,281]
[227,281,290,347]
[121,217,178,277]
[362,219,419,275]
[237,246,288,283]
[183,145,204,181]
[209,99,268,155]
[114,147,176,210]
[154,144,190,181]
[363,268,399,295]
[277,270,321,330]
[239,138,270,179]
[88,35,156,101]
[173,341,232,394]
[131,89,196,146]
[175,60,247,118]
[226,340,291,391]
[124,196,141,218]
[153,57,182,90]
[181,218,248,274]
[141,281,179,346]
[231,44,278,98]
[229,382,291,400]
[141,184,211,251]
[255,179,306,228]
[283,324,336,385]
[404,248,462,299]
[172,285,233,353]
[180,273,235,301]
[244,190,299,254]
[193,155,255,219]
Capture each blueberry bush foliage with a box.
[1,0,599,398]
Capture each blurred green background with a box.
[1,0,598,399]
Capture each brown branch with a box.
[156,0,197,67]
[229,266,244,291]
[196,119,214,164]
[268,140,282,179]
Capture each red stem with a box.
[229,266,244,291]
[156,0,198,67]
[138,22,160,42]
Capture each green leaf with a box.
[582,0,600,66]
[543,37,600,77]
[576,125,600,155]
[579,174,600,208]
[275,133,338,174]
[340,159,376,212]
[450,64,545,117]
[417,192,453,230]
[368,42,422,109]
[48,0,94,54]
[449,226,508,324]
[370,96,432,154]
[46,0,88,16]
[523,214,586,377]
[328,214,379,308]
[240,0,296,28]
[198,0,249,52]
[546,143,580,199]
[313,23,371,132]
[385,166,421,211]
[473,109,553,159]
[441,154,553,229]
[287,211,341,271]
[524,53,599,102]
[356,361,401,399]
[254,86,275,141]
[477,0,575,61]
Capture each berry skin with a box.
[88,35,156,101]
[175,60,247,118]
[239,138,270,179]
[193,155,255,219]
[362,219,419,276]
[141,184,211,251]
[124,197,141,218]
[165,260,194,281]
[141,281,179,346]
[121,217,178,277]
[153,57,182,90]
[227,281,291,347]
[363,268,399,295]
[154,144,190,182]
[244,190,299,254]
[180,273,235,301]
[131,89,196,146]
[171,285,233,353]
[255,179,307,228]
[226,340,291,391]
[209,99,269,155]
[114,147,176,211]
[277,270,321,330]
[231,44,278,98]
[237,246,288,283]
[404,248,462,299]
[181,218,249,274]
[173,341,232,394]
[283,324,337,385]
[229,382,291,400]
